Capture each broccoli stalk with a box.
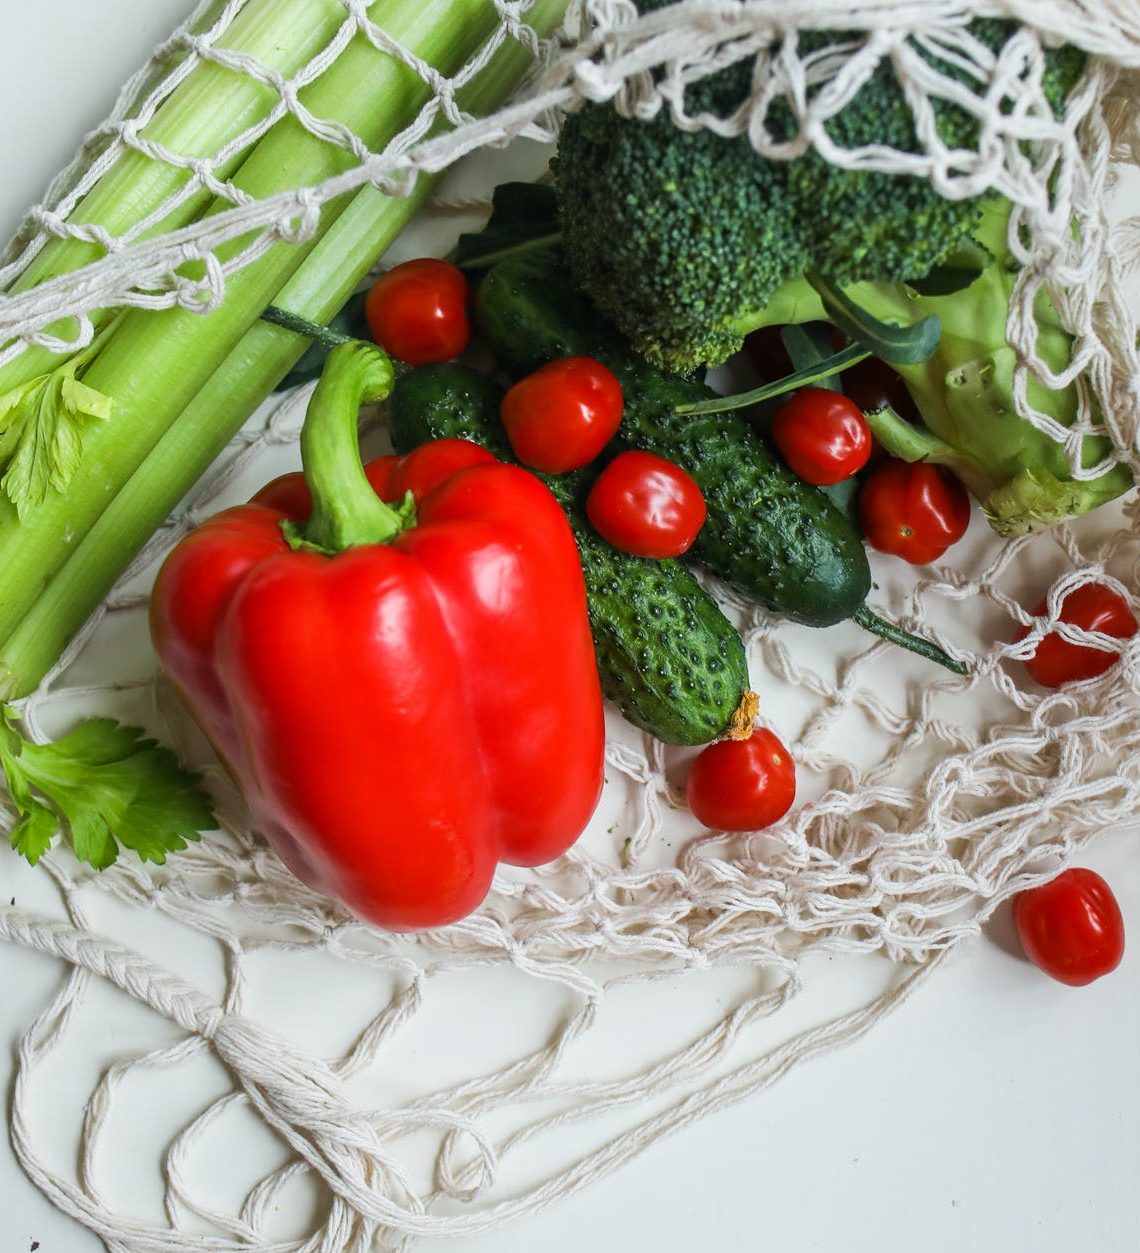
[554,16,1129,533]
[706,199,1134,534]
[860,201,1134,535]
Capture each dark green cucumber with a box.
[387,363,753,745]
[474,253,872,628]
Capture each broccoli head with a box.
[555,16,1086,372]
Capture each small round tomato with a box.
[858,458,971,564]
[1015,581,1138,688]
[838,357,920,424]
[771,387,873,486]
[686,728,796,831]
[586,451,706,558]
[388,438,497,504]
[364,258,471,365]
[252,456,400,518]
[500,357,623,473]
[1012,868,1125,986]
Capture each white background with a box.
[3,4,1140,1252]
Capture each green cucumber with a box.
[386,363,754,745]
[474,252,872,628]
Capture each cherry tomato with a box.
[586,450,706,558]
[742,325,796,380]
[249,442,494,519]
[1012,868,1125,986]
[364,258,471,366]
[252,457,399,518]
[839,356,920,424]
[686,728,796,831]
[771,387,872,486]
[388,438,497,504]
[1015,581,1138,688]
[858,458,971,564]
[500,357,623,473]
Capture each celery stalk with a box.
[0,0,568,698]
[0,0,352,392]
[0,0,500,648]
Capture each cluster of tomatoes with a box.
[366,256,1133,987]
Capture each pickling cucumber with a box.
[386,363,754,745]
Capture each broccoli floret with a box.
[556,81,807,373]
[555,16,1085,373]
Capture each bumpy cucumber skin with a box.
[387,364,750,746]
[475,254,873,627]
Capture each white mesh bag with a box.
[1,1,1139,1249]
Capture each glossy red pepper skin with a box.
[151,458,605,931]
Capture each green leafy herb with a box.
[455,181,561,270]
[1,705,214,869]
[0,355,115,519]
[807,272,941,365]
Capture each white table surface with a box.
[3,5,1140,1252]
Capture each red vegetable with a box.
[586,450,706,558]
[770,387,872,486]
[1015,581,1138,688]
[252,439,496,519]
[858,458,971,564]
[838,357,920,425]
[364,258,471,365]
[1013,868,1125,986]
[151,343,605,930]
[686,728,796,831]
[500,356,623,473]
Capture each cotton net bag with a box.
[1,0,1139,1248]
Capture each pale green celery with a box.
[0,0,500,648]
[0,0,352,394]
[0,0,569,698]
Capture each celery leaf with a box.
[1,706,214,870]
[0,366,114,519]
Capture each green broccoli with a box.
[555,19,1082,373]
[554,14,1128,532]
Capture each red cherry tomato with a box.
[249,442,495,520]
[1015,581,1138,688]
[770,387,873,486]
[364,258,471,366]
[500,357,623,473]
[858,458,971,564]
[388,438,497,504]
[252,457,399,518]
[838,357,920,424]
[586,450,706,558]
[1012,868,1125,986]
[686,728,797,831]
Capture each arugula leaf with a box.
[0,363,115,519]
[455,181,561,270]
[807,272,942,365]
[0,705,215,870]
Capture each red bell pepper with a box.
[150,342,605,930]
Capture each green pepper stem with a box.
[294,341,402,553]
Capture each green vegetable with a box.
[1,704,213,869]
[858,200,1135,535]
[554,14,1085,375]
[474,251,967,673]
[387,363,754,745]
[0,0,569,701]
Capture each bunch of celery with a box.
[0,0,567,870]
[0,0,568,700]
